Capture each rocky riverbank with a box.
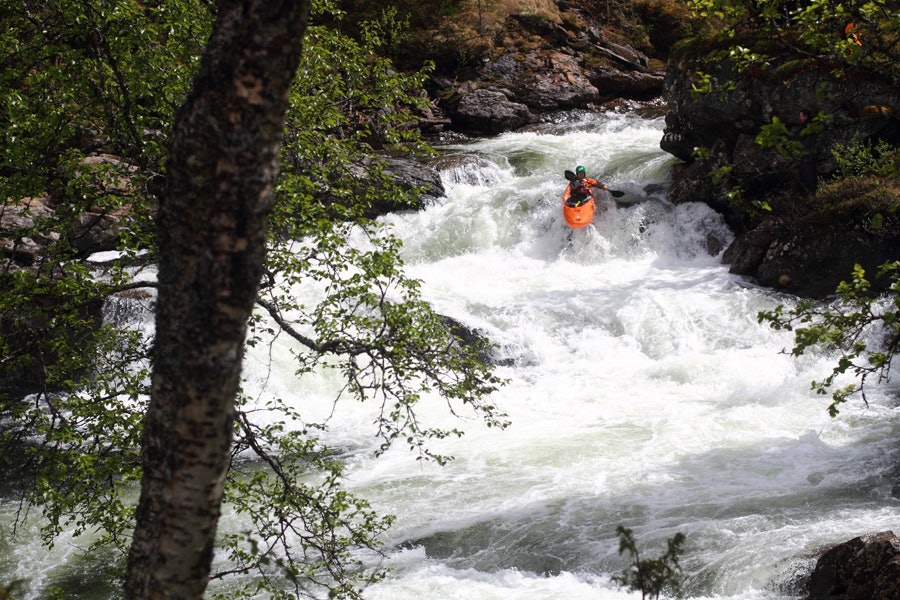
[660,47,899,298]
[4,3,896,296]
[407,4,898,300]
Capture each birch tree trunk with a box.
[125,1,310,597]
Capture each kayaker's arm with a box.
[586,177,608,191]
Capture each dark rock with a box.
[667,139,755,229]
[452,86,533,135]
[661,57,900,218]
[347,155,445,216]
[69,212,123,254]
[660,111,695,162]
[731,133,792,181]
[481,50,600,111]
[722,218,780,275]
[2,236,44,267]
[723,184,900,298]
[659,51,899,298]
[807,531,900,600]
[1,197,61,270]
[591,42,646,70]
[1,190,128,270]
[383,156,445,206]
[420,6,669,139]
[441,315,514,367]
[750,225,899,299]
[588,66,665,99]
[430,154,503,187]
[0,195,54,231]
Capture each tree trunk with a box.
[125,1,310,598]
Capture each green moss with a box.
[633,0,703,55]
[803,177,900,231]
[670,33,728,61]
[513,12,557,35]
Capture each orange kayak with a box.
[562,183,595,228]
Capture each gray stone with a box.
[807,531,900,600]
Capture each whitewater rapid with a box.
[2,110,897,600]
[339,111,899,599]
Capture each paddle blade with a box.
[564,170,576,181]
[609,190,625,197]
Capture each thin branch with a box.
[254,296,367,355]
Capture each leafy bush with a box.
[832,138,900,179]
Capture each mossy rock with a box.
[806,177,900,229]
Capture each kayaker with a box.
[568,165,607,205]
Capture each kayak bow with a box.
[562,183,595,229]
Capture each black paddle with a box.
[564,170,624,197]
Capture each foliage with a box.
[256,223,506,467]
[756,180,900,419]
[612,526,686,600]
[755,116,803,159]
[335,0,463,31]
[832,138,900,179]
[1,0,208,568]
[632,0,704,55]
[0,0,506,597]
[758,262,900,416]
[675,0,899,218]
[681,0,899,79]
[213,405,396,599]
[679,0,899,210]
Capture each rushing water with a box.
[3,110,899,599]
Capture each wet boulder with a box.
[345,155,445,216]
[382,156,445,206]
[481,50,600,110]
[451,85,532,135]
[723,178,900,298]
[806,531,900,600]
[588,65,665,99]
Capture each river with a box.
[2,109,898,599]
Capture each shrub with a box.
[832,138,900,179]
